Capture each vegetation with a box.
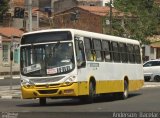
[109,0,160,44]
[0,0,9,22]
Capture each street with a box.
[0,78,160,118]
[0,87,160,112]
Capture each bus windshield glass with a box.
[21,42,75,77]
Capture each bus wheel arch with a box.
[79,77,96,103]
[122,76,129,99]
[124,76,129,87]
[117,76,129,100]
[87,77,96,103]
[89,77,96,91]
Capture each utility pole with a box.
[10,35,14,90]
[109,0,113,35]
[28,0,32,32]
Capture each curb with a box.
[143,82,160,88]
[0,95,21,99]
[0,85,21,100]
[0,76,20,80]
[143,85,160,88]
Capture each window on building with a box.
[151,47,154,54]
[2,44,9,62]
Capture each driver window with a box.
[75,37,85,67]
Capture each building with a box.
[53,6,123,34]
[1,0,52,31]
[0,27,24,76]
[53,0,104,13]
[142,35,160,61]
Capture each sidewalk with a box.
[0,75,20,80]
[0,82,160,99]
[143,82,160,88]
[0,85,21,99]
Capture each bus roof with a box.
[22,29,140,45]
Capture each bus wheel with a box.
[119,80,128,100]
[39,98,46,106]
[87,82,95,103]
[79,82,95,103]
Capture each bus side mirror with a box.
[77,61,86,68]
[78,40,84,50]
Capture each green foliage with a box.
[110,0,160,44]
[0,0,9,22]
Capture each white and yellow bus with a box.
[20,29,144,105]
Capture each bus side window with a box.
[112,42,120,62]
[93,39,103,61]
[102,40,112,62]
[84,37,94,61]
[127,44,135,63]
[119,43,128,63]
[134,45,141,63]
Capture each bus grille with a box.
[38,89,58,94]
[35,84,60,88]
[30,76,64,83]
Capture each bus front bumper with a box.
[21,83,79,99]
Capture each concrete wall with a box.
[144,45,157,61]
[0,41,19,75]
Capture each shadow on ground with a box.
[17,93,142,107]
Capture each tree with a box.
[112,0,160,44]
[0,0,9,22]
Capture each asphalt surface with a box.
[0,81,160,100]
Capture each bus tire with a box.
[119,80,128,100]
[88,81,95,103]
[79,81,95,103]
[39,98,46,106]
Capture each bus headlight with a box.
[64,76,76,85]
[21,79,35,88]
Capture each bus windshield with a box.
[21,42,75,77]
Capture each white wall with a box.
[144,45,157,60]
[101,0,111,6]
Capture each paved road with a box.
[0,81,160,98]
[0,84,160,118]
[0,87,160,112]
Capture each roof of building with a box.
[77,0,102,1]
[151,42,160,48]
[0,27,24,38]
[54,6,125,17]
[12,0,24,6]
[147,35,160,48]
[148,35,160,43]
[155,0,160,4]
[78,6,118,16]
